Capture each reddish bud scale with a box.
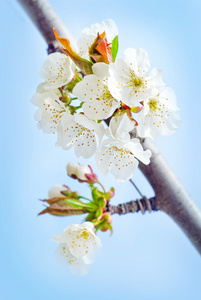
[89,32,113,64]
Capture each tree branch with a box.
[17,0,201,254]
[108,197,157,215]
[17,0,76,53]
[138,138,201,253]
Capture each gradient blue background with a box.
[1,0,201,299]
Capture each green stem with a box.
[97,181,106,193]
[78,196,91,202]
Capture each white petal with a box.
[52,234,62,243]
[40,53,75,89]
[82,98,120,120]
[54,243,90,275]
[109,114,135,142]
[73,131,97,159]
[92,63,109,79]
[147,68,165,90]
[74,114,105,144]
[109,59,130,85]
[107,77,122,101]
[80,222,94,231]
[77,35,96,59]
[109,147,139,181]
[73,75,102,101]
[76,165,91,180]
[102,19,118,42]
[31,92,66,133]
[124,48,151,75]
[158,87,178,111]
[125,139,152,165]
[95,140,139,182]
[65,225,102,263]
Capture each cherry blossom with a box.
[77,19,118,60]
[40,52,75,89]
[31,90,67,133]
[52,222,102,275]
[108,48,164,107]
[137,87,181,139]
[57,113,105,158]
[73,63,120,120]
[95,114,152,181]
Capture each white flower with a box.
[40,53,75,89]
[52,222,102,275]
[48,184,67,198]
[31,90,67,133]
[108,48,164,107]
[77,19,118,60]
[108,113,135,142]
[137,87,181,139]
[73,63,120,120]
[95,114,152,181]
[67,162,92,181]
[57,112,105,158]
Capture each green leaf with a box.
[95,208,103,219]
[65,199,96,212]
[111,35,119,62]
[54,28,93,75]
[65,199,87,208]
[98,197,106,209]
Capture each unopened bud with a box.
[100,212,112,224]
[48,184,67,198]
[59,93,71,104]
[67,162,98,183]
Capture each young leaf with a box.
[111,35,119,62]
[54,28,93,75]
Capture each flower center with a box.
[78,127,85,136]
[148,98,160,112]
[97,85,114,106]
[98,85,113,101]
[80,230,90,240]
[112,146,131,156]
[129,71,144,89]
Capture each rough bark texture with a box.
[109,197,157,215]
[17,0,201,254]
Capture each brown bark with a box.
[17,0,201,254]
[108,197,157,215]
[139,138,201,253]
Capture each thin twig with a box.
[129,178,144,198]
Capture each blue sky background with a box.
[1,0,201,299]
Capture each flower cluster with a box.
[40,162,114,232]
[52,222,102,275]
[31,19,180,182]
[40,163,115,275]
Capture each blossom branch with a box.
[17,0,201,254]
